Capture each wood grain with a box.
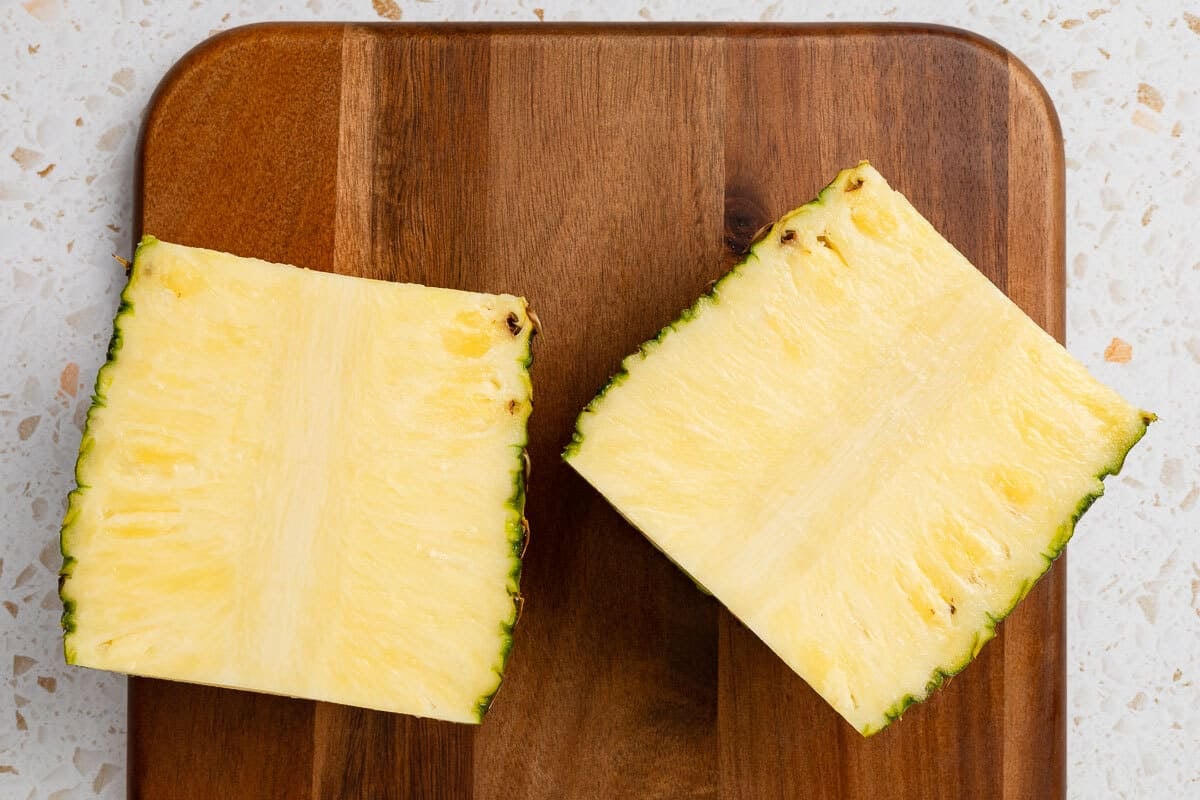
[133,23,1064,799]
[717,28,1019,800]
[473,31,725,800]
[999,50,1068,800]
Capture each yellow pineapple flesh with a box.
[61,238,534,723]
[565,163,1151,734]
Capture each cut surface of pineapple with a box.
[564,163,1151,735]
[61,238,534,723]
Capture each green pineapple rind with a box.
[561,282,733,461]
[474,315,536,722]
[59,235,160,666]
[862,412,1156,736]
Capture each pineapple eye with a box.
[506,312,522,336]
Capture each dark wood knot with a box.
[723,190,770,256]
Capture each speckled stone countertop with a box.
[1,1,1196,797]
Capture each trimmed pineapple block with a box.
[60,238,534,723]
[564,163,1152,735]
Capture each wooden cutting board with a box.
[132,22,1065,799]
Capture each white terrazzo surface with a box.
[1,0,1196,797]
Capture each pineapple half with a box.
[60,238,534,723]
[564,163,1152,735]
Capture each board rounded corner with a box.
[911,24,1063,151]
[135,21,346,251]
[1004,48,1066,157]
[137,22,345,189]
